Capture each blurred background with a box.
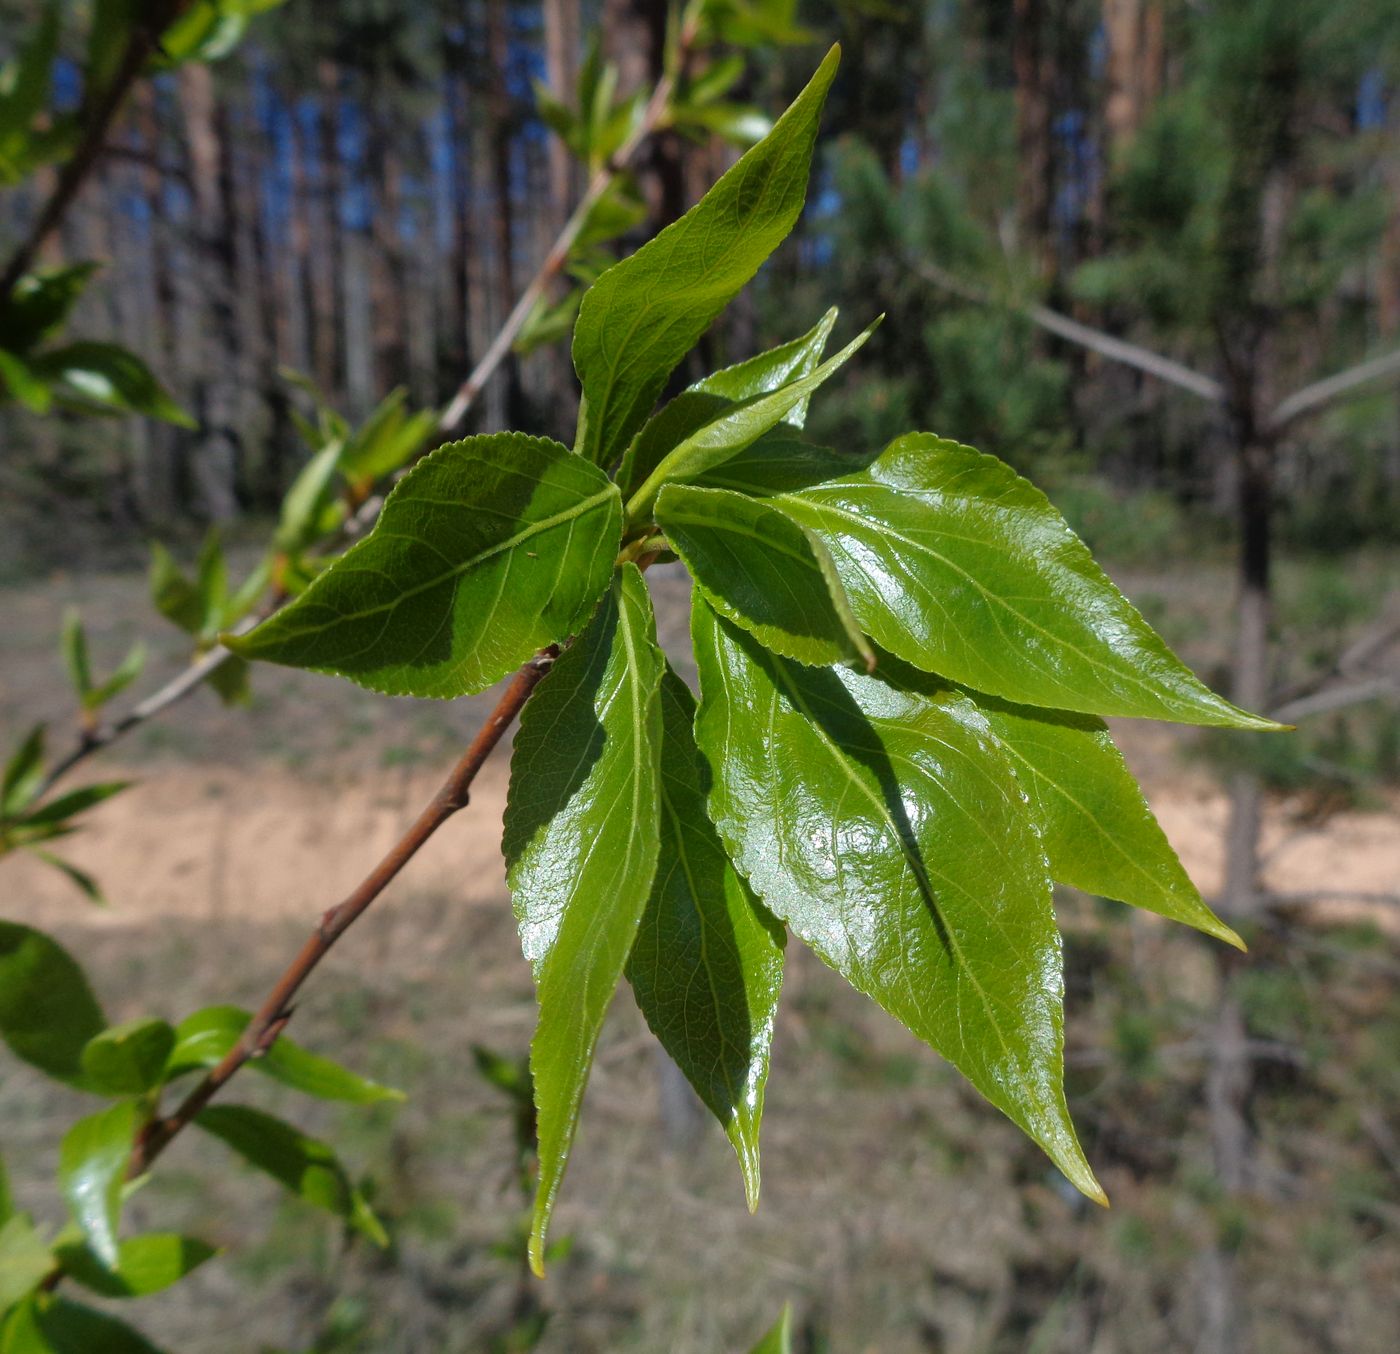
[2,1,1399,1351]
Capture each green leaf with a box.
[624,319,878,525]
[0,922,106,1084]
[205,653,251,707]
[59,611,90,701]
[626,667,784,1207]
[52,1234,215,1299]
[0,1295,165,1353]
[83,643,146,712]
[0,350,51,413]
[745,433,1279,728]
[0,1154,12,1224]
[749,1303,794,1354]
[22,781,129,830]
[0,265,98,355]
[616,308,838,497]
[29,344,194,427]
[503,565,665,1274]
[28,853,106,907]
[0,1216,53,1313]
[195,1106,386,1246]
[228,433,622,699]
[691,602,1103,1203]
[166,1006,404,1103]
[79,1020,176,1097]
[2,727,45,817]
[58,1103,140,1269]
[274,441,345,554]
[572,45,840,470]
[195,530,227,632]
[657,483,873,669]
[147,545,203,635]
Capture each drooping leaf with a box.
[626,667,785,1207]
[194,1106,386,1245]
[657,483,873,668]
[691,602,1103,1202]
[29,343,194,427]
[79,1020,176,1098]
[229,433,622,699]
[616,309,838,496]
[572,45,839,470]
[27,853,106,907]
[165,1006,404,1103]
[58,1102,141,1269]
[52,1233,215,1299]
[0,922,106,1084]
[624,319,878,525]
[736,433,1278,728]
[0,1295,166,1354]
[503,565,665,1274]
[0,1215,53,1312]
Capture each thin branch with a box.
[1270,674,1399,725]
[0,0,193,308]
[436,29,689,436]
[126,652,555,1178]
[906,258,1227,404]
[1268,346,1400,432]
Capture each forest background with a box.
[2,1,1400,1351]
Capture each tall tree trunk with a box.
[541,0,582,432]
[314,58,346,403]
[485,0,525,428]
[177,62,241,521]
[1011,0,1055,273]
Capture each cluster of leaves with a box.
[515,0,809,356]
[227,47,1278,1276]
[0,919,399,1347]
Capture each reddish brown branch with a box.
[127,652,555,1177]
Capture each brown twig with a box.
[126,651,555,1178]
[0,1,193,309]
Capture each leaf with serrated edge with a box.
[627,666,785,1208]
[617,308,837,497]
[503,565,665,1274]
[715,432,1279,728]
[691,601,1103,1203]
[573,46,840,470]
[227,433,621,698]
[59,1102,140,1269]
[657,483,872,668]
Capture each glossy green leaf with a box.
[658,483,872,669]
[748,1303,794,1354]
[616,309,838,497]
[2,728,45,817]
[626,667,784,1207]
[195,1106,386,1245]
[229,433,622,699]
[52,1234,215,1299]
[624,319,878,526]
[691,602,1103,1202]
[0,922,105,1084]
[79,1020,176,1097]
[58,1102,140,1269]
[166,1006,404,1103]
[503,565,665,1274]
[29,344,193,427]
[0,1296,165,1354]
[572,45,839,470]
[748,433,1278,728]
[0,1216,53,1312]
